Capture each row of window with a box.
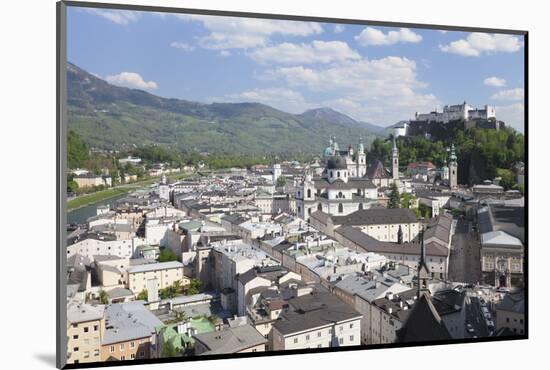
[110,341,137,353]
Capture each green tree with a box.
[158,248,178,262]
[496,168,516,190]
[186,279,203,295]
[98,290,109,305]
[400,193,417,209]
[67,130,90,169]
[161,339,180,358]
[137,289,148,301]
[388,183,401,209]
[276,175,287,187]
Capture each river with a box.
[67,193,129,225]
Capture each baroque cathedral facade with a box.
[297,136,400,221]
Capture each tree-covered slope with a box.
[67,63,379,155]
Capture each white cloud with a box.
[484,76,506,87]
[260,56,439,124]
[496,103,524,132]
[491,88,524,101]
[170,42,195,51]
[334,24,345,33]
[215,87,314,114]
[105,72,158,90]
[175,14,322,50]
[218,50,232,57]
[86,9,141,25]
[440,33,523,57]
[248,41,361,64]
[355,27,422,46]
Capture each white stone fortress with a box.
[414,101,496,124]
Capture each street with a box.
[465,295,489,338]
[448,217,482,284]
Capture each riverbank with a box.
[67,171,197,211]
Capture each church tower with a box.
[391,134,399,181]
[449,144,458,190]
[356,137,367,177]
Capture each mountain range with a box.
[67,62,387,156]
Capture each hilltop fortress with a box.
[394,101,504,138]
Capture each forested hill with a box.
[368,122,525,188]
[67,62,380,156]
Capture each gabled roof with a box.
[398,293,451,342]
[366,160,391,179]
[332,208,418,226]
[194,324,266,355]
[481,230,523,247]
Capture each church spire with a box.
[417,225,430,296]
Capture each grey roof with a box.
[67,303,105,324]
[431,289,466,316]
[194,324,266,355]
[398,293,451,342]
[336,226,448,257]
[103,301,163,345]
[312,178,377,190]
[126,261,184,274]
[366,160,392,179]
[371,288,418,321]
[497,292,525,314]
[107,287,134,299]
[273,292,362,336]
[424,213,452,245]
[332,208,418,226]
[335,275,404,303]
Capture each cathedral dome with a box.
[326,156,347,170]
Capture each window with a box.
[337,171,341,178]
[121,356,126,361]
[252,349,257,352]
[73,347,79,352]
[293,338,298,344]
[83,327,89,333]
[338,203,343,213]
[339,337,344,345]
[317,344,322,348]
[131,354,136,359]
[94,350,100,357]
[84,352,90,359]
[120,344,125,351]
[306,334,310,341]
[350,323,354,329]
[307,189,311,198]
[73,335,78,340]
[130,342,135,349]
[110,345,115,353]
[339,325,343,332]
[358,203,363,210]
[317,331,322,337]
[349,335,354,342]
[139,351,145,357]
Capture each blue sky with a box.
[67,7,525,131]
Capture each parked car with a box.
[466,323,475,333]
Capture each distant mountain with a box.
[300,107,386,134]
[67,62,381,156]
